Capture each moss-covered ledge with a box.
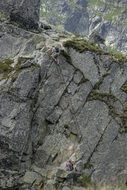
[63,37,103,54]
[63,37,127,63]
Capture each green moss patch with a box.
[77,174,92,187]
[121,82,127,93]
[84,162,93,169]
[119,106,127,133]
[89,90,127,134]
[15,56,33,70]
[63,37,103,54]
[11,56,38,82]
[88,90,120,119]
[17,56,33,65]
[63,37,127,63]
[119,109,127,133]
[0,11,8,22]
[0,58,13,75]
[88,90,116,102]
[108,48,127,63]
[119,118,127,133]
[119,126,127,134]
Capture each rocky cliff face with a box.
[0,0,40,29]
[1,10,127,190]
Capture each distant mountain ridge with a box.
[41,0,127,52]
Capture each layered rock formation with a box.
[0,19,127,189]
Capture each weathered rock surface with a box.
[0,0,41,29]
[0,20,127,190]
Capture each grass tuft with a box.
[63,37,103,54]
[63,37,127,63]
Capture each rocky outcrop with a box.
[0,20,127,190]
[0,0,41,29]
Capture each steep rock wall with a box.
[0,0,41,29]
[0,22,127,189]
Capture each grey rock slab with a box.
[91,134,127,184]
[34,133,71,167]
[0,93,18,118]
[0,33,24,59]
[73,100,111,163]
[70,81,93,113]
[0,23,44,59]
[90,119,127,184]
[0,170,20,189]
[67,81,78,95]
[110,68,127,103]
[57,81,92,137]
[35,56,74,118]
[31,57,74,148]
[100,63,127,103]
[20,35,43,57]
[22,171,42,185]
[46,106,63,124]
[1,102,32,153]
[0,0,41,29]
[11,66,40,100]
[73,70,83,84]
[69,49,100,85]
[59,93,71,110]
[44,180,57,190]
